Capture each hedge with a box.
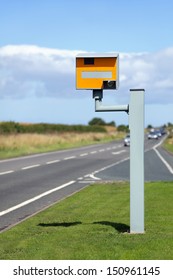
[0,122,106,134]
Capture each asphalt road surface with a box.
[0,135,172,232]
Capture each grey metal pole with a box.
[129,89,145,233]
[93,88,145,234]
[95,99,129,112]
[93,90,129,113]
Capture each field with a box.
[0,124,124,159]
[0,181,173,260]
[1,121,172,159]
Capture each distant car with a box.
[155,130,162,137]
[148,131,159,140]
[124,134,130,146]
[160,127,166,135]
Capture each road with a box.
[0,136,173,231]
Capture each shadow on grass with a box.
[93,221,130,233]
[38,221,129,233]
[38,222,82,227]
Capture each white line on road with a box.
[152,135,173,174]
[88,173,101,180]
[46,159,60,165]
[22,164,40,170]
[0,170,14,176]
[64,156,76,160]
[153,135,167,149]
[91,156,130,177]
[80,153,88,157]
[112,150,126,155]
[84,174,91,178]
[0,180,76,217]
[153,147,173,174]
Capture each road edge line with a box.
[0,180,75,217]
[153,135,173,174]
[153,147,173,174]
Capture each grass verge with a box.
[0,181,173,260]
[163,136,173,154]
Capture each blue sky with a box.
[0,0,173,126]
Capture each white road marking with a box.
[80,153,88,157]
[91,156,130,177]
[153,135,167,149]
[84,174,91,178]
[0,180,75,217]
[79,156,129,184]
[46,159,60,165]
[0,170,14,176]
[90,151,97,154]
[64,156,76,160]
[22,164,40,170]
[112,150,126,155]
[99,149,105,152]
[152,135,173,174]
[88,174,101,180]
[153,147,173,174]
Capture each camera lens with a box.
[107,81,114,88]
[103,80,116,89]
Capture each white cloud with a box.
[0,45,83,99]
[0,45,173,105]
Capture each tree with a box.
[106,121,116,127]
[88,118,106,126]
[117,124,129,132]
[88,118,116,127]
[147,124,153,129]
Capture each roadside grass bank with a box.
[163,135,173,154]
[0,129,124,159]
[162,126,173,153]
[0,181,173,260]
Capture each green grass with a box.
[163,142,173,154]
[163,132,173,154]
[0,182,173,260]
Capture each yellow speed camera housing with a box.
[76,53,119,90]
